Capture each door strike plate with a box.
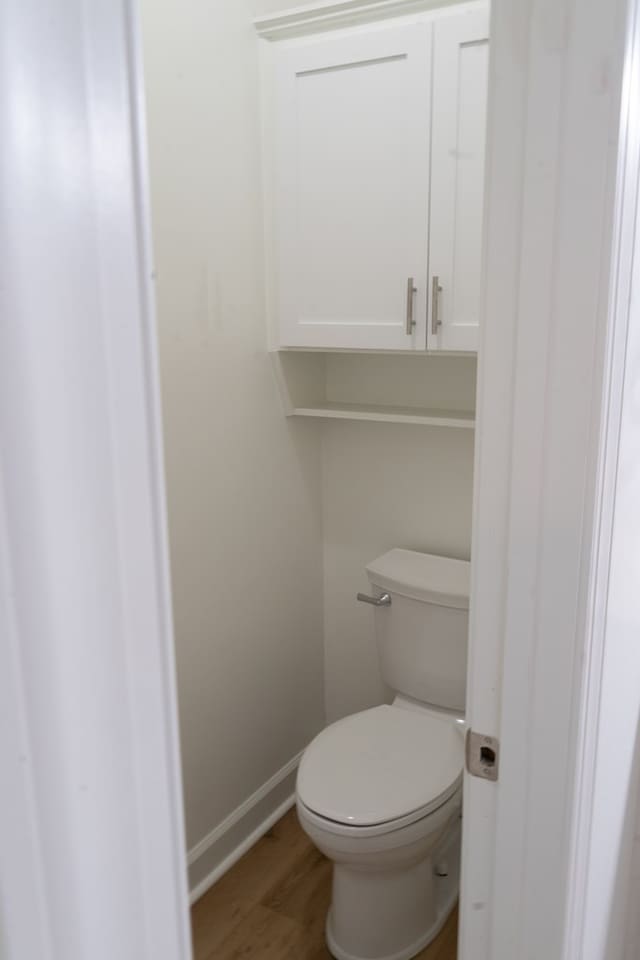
[465,729,499,782]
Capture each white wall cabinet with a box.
[266,4,489,352]
[273,23,433,350]
[428,9,489,351]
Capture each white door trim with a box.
[564,0,640,954]
[461,0,637,958]
[0,1,191,958]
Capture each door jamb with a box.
[460,0,639,957]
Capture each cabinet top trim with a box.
[253,0,468,40]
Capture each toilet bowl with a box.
[296,549,470,960]
[297,701,464,960]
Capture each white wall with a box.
[322,421,475,720]
[322,354,476,720]
[253,0,344,15]
[252,0,298,15]
[139,0,326,879]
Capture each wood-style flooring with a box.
[191,807,458,960]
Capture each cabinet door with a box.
[273,24,432,350]
[428,9,489,352]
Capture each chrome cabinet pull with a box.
[431,275,443,335]
[405,277,417,335]
[357,592,391,606]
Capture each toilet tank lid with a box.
[366,549,470,609]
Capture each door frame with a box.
[460,0,640,958]
[563,1,640,953]
[1,0,640,959]
[0,1,191,958]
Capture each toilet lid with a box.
[297,705,464,827]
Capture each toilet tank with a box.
[366,549,470,712]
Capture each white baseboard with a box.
[187,751,302,904]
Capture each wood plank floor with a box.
[191,808,458,960]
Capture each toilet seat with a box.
[297,705,464,831]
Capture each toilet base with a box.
[325,820,461,960]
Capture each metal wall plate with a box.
[465,729,499,782]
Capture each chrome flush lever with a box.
[357,593,391,606]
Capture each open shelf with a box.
[271,351,477,430]
[291,402,475,428]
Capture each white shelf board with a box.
[290,401,475,427]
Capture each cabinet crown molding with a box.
[254,0,463,40]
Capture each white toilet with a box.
[296,548,470,960]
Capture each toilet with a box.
[296,549,470,960]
